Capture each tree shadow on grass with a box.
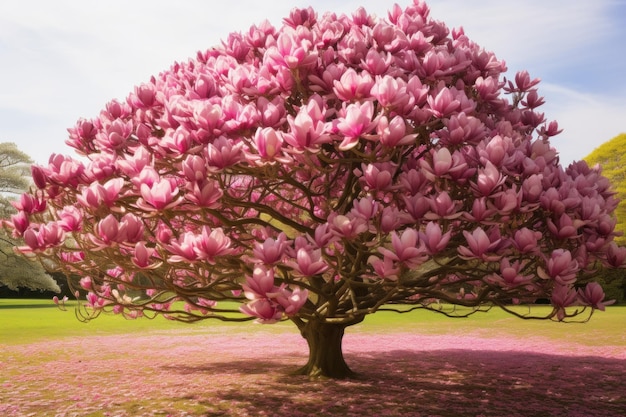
[168,350,626,417]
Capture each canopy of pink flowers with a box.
[7,0,625,324]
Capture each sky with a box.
[0,0,624,167]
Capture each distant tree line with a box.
[0,142,61,297]
[585,133,626,304]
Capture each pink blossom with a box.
[78,178,124,209]
[551,284,577,320]
[119,213,144,243]
[370,75,416,112]
[329,214,368,239]
[8,211,29,235]
[336,101,378,150]
[59,250,85,263]
[242,266,277,299]
[403,193,430,221]
[376,115,416,147]
[252,127,287,162]
[350,196,379,220]
[115,145,149,176]
[513,228,541,253]
[139,177,181,210]
[128,82,156,108]
[166,232,199,262]
[252,233,288,265]
[472,161,505,196]
[96,119,132,150]
[427,86,460,117]
[58,206,83,232]
[155,222,173,244]
[368,255,400,280]
[379,228,428,268]
[606,242,626,267]
[265,28,316,70]
[507,70,540,92]
[333,68,374,101]
[79,276,93,290]
[522,174,543,203]
[420,147,470,182]
[362,49,392,75]
[380,206,409,233]
[23,222,65,251]
[419,222,451,255]
[94,214,122,245]
[430,148,453,176]
[193,226,233,263]
[131,242,161,269]
[239,298,283,323]
[492,188,521,214]
[425,191,461,220]
[312,223,335,248]
[439,113,485,146]
[547,213,583,239]
[45,154,85,187]
[462,197,496,222]
[181,154,208,182]
[206,136,244,169]
[359,162,395,191]
[12,193,47,214]
[538,249,579,285]
[275,287,309,315]
[283,99,331,152]
[288,247,328,276]
[458,227,502,261]
[498,259,532,285]
[577,282,615,311]
[30,164,48,189]
[185,180,223,208]
[52,295,68,308]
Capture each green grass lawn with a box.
[1,299,625,416]
[1,298,625,347]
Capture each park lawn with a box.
[0,299,261,345]
[357,304,626,348]
[1,298,625,347]
[1,299,625,416]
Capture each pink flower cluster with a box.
[7,0,624,324]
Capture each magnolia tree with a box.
[7,1,625,378]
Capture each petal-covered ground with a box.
[1,327,624,417]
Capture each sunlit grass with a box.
[1,299,625,416]
[1,298,624,347]
[0,299,257,345]
[357,304,626,346]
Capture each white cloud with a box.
[0,0,624,165]
[541,84,626,165]
[427,0,614,70]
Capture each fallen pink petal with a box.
[1,324,624,417]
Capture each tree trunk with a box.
[294,320,355,379]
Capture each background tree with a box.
[585,133,626,245]
[0,142,60,293]
[584,133,626,303]
[8,1,624,378]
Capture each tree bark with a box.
[294,320,355,379]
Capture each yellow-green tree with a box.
[585,133,626,303]
[585,133,626,245]
[0,142,60,293]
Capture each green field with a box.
[1,298,625,347]
[2,299,625,416]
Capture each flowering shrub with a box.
[7,0,625,377]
